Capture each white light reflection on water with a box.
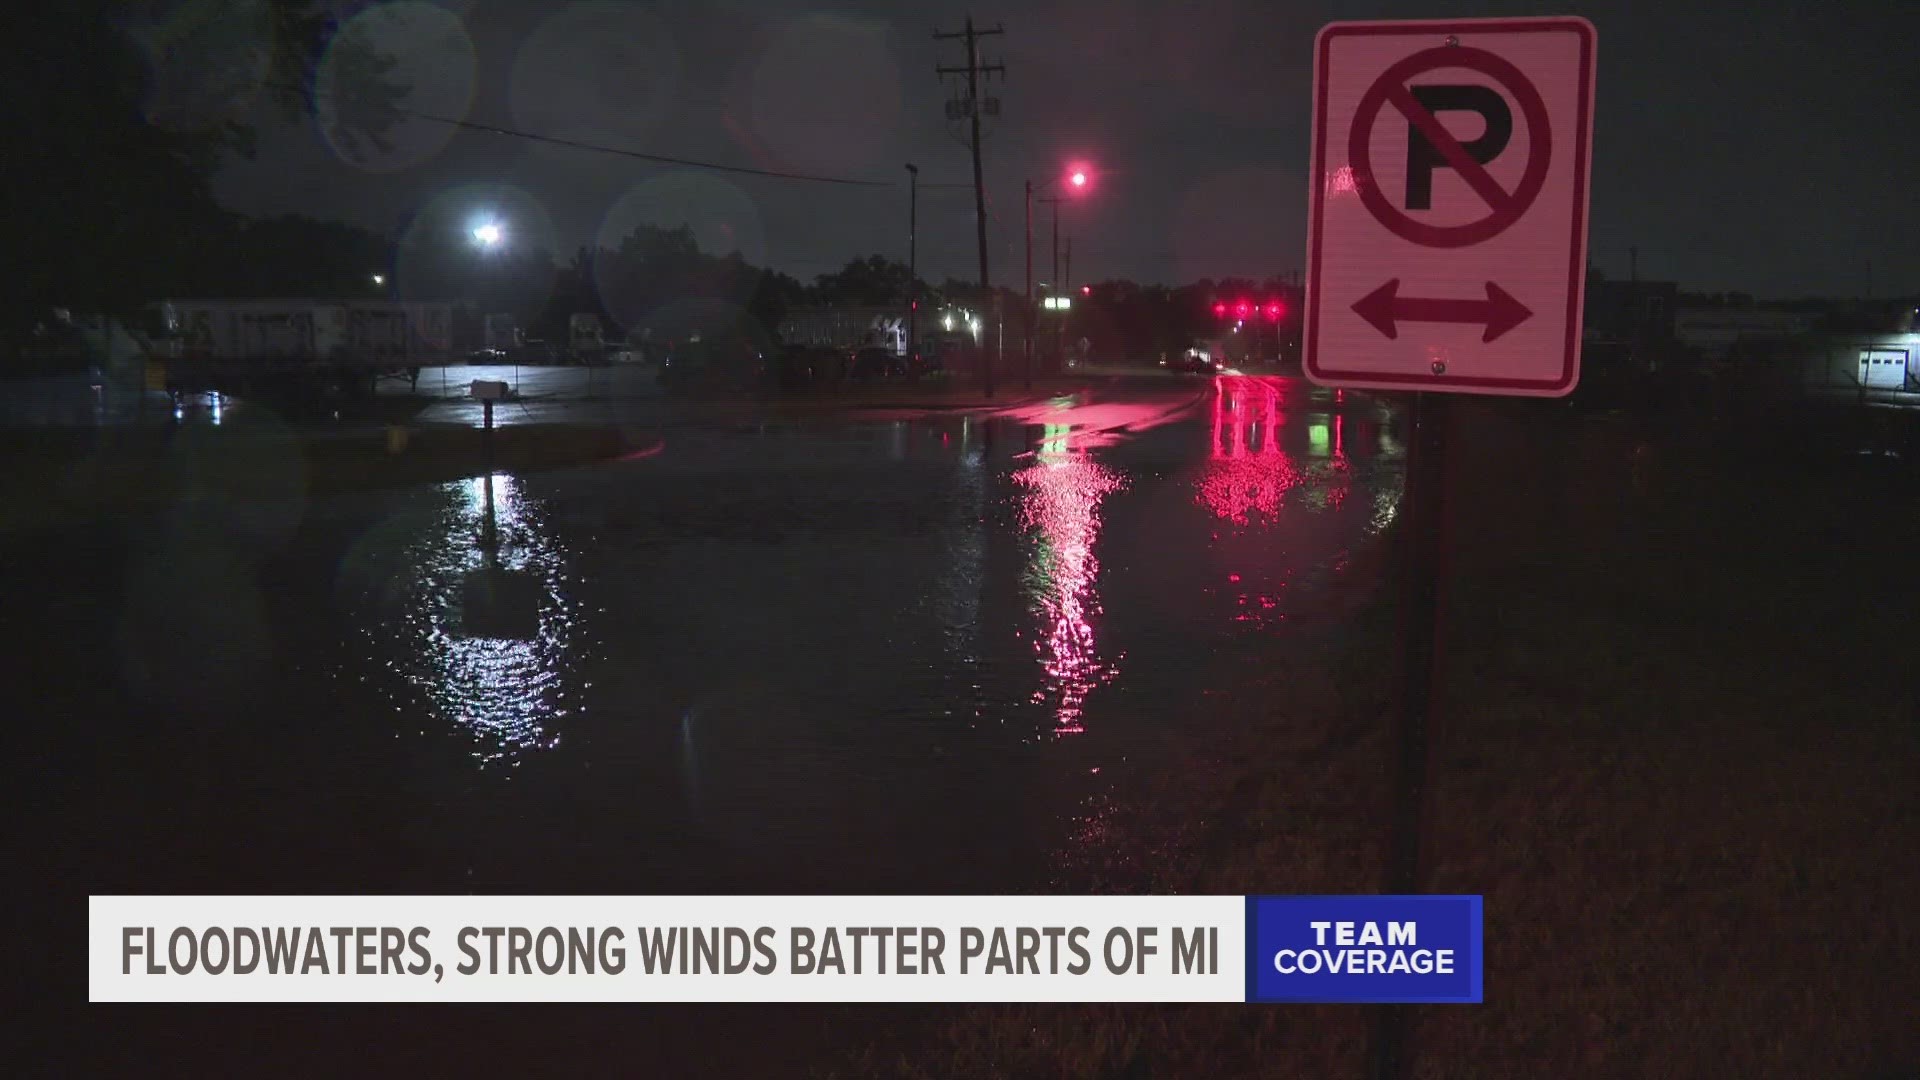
[358,472,584,767]
[1012,423,1127,737]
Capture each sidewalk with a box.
[402,372,1122,426]
[1,418,657,535]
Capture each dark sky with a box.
[203,0,1920,297]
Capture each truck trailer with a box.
[143,299,451,397]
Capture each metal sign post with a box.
[1304,17,1596,1080]
[1371,388,1447,1080]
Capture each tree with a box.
[0,3,400,327]
[531,248,608,343]
[812,256,921,304]
[586,226,790,348]
[748,268,809,342]
[210,215,392,298]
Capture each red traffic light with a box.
[1233,299,1253,320]
[1212,302,1228,319]
[1263,300,1283,321]
[1081,285,1091,297]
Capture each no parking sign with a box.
[1304,17,1597,397]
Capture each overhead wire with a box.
[407,110,894,187]
[275,76,896,187]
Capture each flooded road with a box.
[10,376,1400,902]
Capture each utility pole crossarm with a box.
[934,23,1004,39]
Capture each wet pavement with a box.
[12,376,1398,908]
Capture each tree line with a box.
[3,3,1295,358]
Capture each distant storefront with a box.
[1789,331,1917,396]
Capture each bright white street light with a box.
[371,273,385,286]
[472,222,503,247]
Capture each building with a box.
[1673,304,1814,360]
[1786,327,1919,399]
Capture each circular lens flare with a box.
[316,1,476,173]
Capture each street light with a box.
[371,273,385,287]
[472,222,502,248]
[1026,164,1096,388]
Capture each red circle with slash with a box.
[1349,44,1552,248]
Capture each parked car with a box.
[1171,346,1223,374]
[467,347,507,364]
[658,341,768,391]
[776,344,842,389]
[511,340,557,365]
[848,346,904,383]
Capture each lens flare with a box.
[316,1,476,173]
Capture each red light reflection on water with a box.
[1012,430,1127,737]
[1198,377,1303,523]
[1198,378,1363,630]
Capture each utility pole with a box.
[936,16,1004,397]
[1036,195,1061,372]
[1050,199,1060,291]
[1025,179,1033,389]
[1062,236,1073,366]
[906,163,918,369]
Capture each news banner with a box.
[91,895,1481,1004]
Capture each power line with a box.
[408,111,891,187]
[281,78,892,186]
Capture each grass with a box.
[824,400,1920,1079]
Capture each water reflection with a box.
[1199,377,1306,522]
[1012,423,1127,737]
[938,419,989,715]
[1196,377,1364,630]
[350,472,584,767]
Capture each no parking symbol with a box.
[1304,18,1596,397]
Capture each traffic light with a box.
[1081,285,1091,297]
[1212,302,1228,319]
[1233,299,1253,320]
[1263,300,1283,321]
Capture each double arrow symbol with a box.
[1352,279,1532,343]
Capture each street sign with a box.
[1303,17,1596,396]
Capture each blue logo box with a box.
[1245,895,1483,1003]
